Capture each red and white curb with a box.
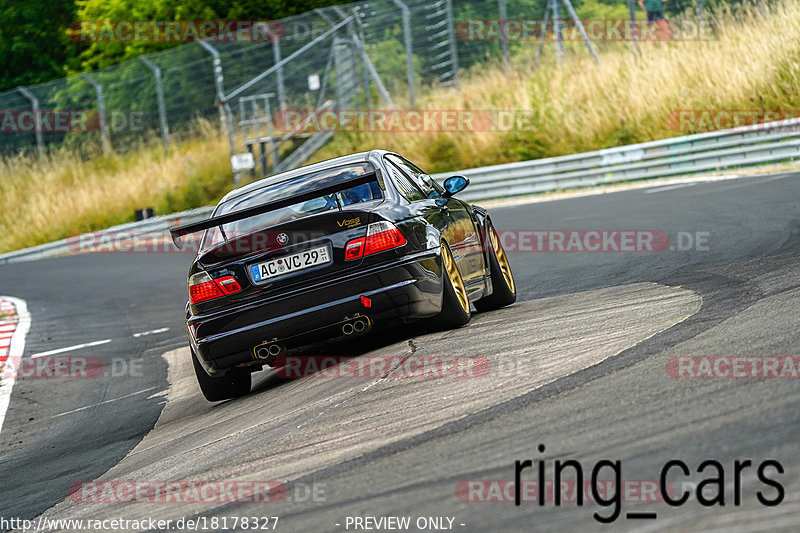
[0,299,18,369]
[0,296,31,434]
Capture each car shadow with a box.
[248,320,433,395]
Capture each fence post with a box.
[80,74,111,154]
[139,56,170,150]
[498,0,510,67]
[315,8,336,25]
[198,40,237,171]
[534,0,552,68]
[552,0,564,65]
[16,87,45,164]
[391,0,416,108]
[271,38,287,111]
[560,0,600,64]
[444,0,461,89]
[349,33,395,108]
[351,8,372,110]
[627,0,640,56]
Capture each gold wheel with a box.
[441,243,469,314]
[489,227,516,294]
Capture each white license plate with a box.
[250,245,331,282]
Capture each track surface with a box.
[1,172,799,532]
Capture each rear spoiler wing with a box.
[169,171,379,248]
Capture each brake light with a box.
[364,221,406,255]
[188,272,242,304]
[345,238,365,261]
[345,222,405,261]
[216,276,242,295]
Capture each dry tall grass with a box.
[1,0,798,253]
[0,121,230,252]
[314,0,800,172]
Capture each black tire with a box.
[430,242,471,330]
[475,225,517,312]
[191,349,251,402]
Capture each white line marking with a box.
[30,339,111,359]
[132,327,170,338]
[51,387,157,418]
[645,182,699,194]
[0,296,31,434]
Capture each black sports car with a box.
[171,150,516,401]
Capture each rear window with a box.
[202,163,382,251]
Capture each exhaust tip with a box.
[353,319,366,332]
[256,343,283,360]
[342,323,354,335]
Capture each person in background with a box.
[639,0,668,25]
[639,0,673,41]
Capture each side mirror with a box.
[442,175,469,198]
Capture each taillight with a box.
[364,221,406,255]
[345,222,406,260]
[345,238,365,260]
[188,272,241,304]
[216,276,241,295]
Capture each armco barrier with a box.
[431,115,800,201]
[0,206,214,264]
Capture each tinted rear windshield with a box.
[202,163,382,251]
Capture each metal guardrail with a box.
[0,206,214,265]
[432,116,800,202]
[3,115,799,264]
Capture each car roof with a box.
[218,150,391,205]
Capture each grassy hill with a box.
[2,0,798,253]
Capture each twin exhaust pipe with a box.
[342,318,367,336]
[255,343,284,360]
[254,317,370,361]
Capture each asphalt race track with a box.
[1,172,799,532]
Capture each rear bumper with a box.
[188,249,442,375]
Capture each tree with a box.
[0,0,81,91]
[73,0,351,71]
